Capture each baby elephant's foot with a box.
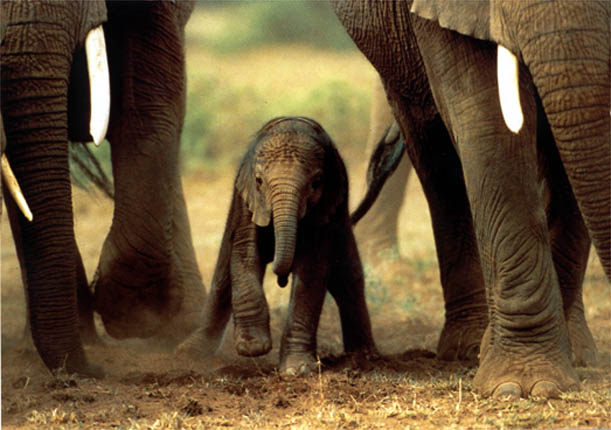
[234,325,272,357]
[279,352,318,376]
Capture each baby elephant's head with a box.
[237,117,347,286]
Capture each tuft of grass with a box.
[26,407,79,427]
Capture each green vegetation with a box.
[181,74,370,173]
[72,2,372,182]
[363,265,417,314]
[189,1,357,53]
[182,2,371,173]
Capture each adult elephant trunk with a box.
[0,2,105,376]
[270,180,302,287]
[514,1,610,278]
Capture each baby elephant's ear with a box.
[235,157,271,227]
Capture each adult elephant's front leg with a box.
[390,107,487,361]
[93,2,205,343]
[415,22,578,398]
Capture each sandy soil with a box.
[1,159,609,429]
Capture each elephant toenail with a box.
[531,381,561,398]
[492,382,522,399]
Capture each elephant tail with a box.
[351,123,405,225]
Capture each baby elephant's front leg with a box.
[231,225,271,357]
[279,263,328,375]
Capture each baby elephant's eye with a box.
[311,175,323,190]
[255,176,263,188]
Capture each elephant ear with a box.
[317,137,348,225]
[410,0,514,52]
[235,148,271,227]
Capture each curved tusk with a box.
[2,154,33,221]
[497,45,524,134]
[85,26,110,146]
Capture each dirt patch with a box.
[2,168,610,429]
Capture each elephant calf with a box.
[178,116,377,374]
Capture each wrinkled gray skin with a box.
[178,117,377,375]
[1,1,205,377]
[332,0,609,399]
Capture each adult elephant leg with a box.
[513,1,610,278]
[539,116,597,367]
[389,102,487,361]
[355,76,411,263]
[414,21,577,398]
[93,2,205,343]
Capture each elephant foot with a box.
[474,329,579,399]
[567,313,599,367]
[279,352,318,376]
[234,324,272,357]
[437,313,487,361]
[92,240,205,342]
[491,380,563,400]
[175,327,221,359]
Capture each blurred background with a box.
[84,0,376,176]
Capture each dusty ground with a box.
[2,162,610,429]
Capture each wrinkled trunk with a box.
[270,181,302,283]
[1,9,90,374]
[515,1,610,278]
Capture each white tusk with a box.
[497,45,524,134]
[2,154,33,221]
[85,26,110,146]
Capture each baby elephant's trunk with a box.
[270,181,301,287]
